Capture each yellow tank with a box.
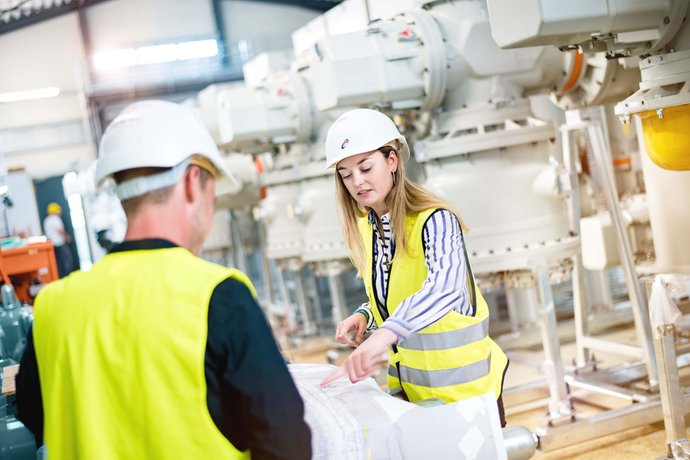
[640,104,690,171]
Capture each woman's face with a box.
[337,149,398,216]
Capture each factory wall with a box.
[0,13,94,178]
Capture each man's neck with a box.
[124,208,190,251]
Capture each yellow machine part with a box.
[639,104,690,171]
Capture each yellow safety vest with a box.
[33,246,254,460]
[359,208,508,403]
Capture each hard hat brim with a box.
[326,137,410,169]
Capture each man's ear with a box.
[183,165,201,202]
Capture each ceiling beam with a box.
[222,0,342,13]
[0,0,113,36]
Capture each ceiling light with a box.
[176,39,219,60]
[0,87,60,103]
[93,49,137,71]
[136,43,178,65]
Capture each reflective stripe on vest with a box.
[389,353,492,387]
[399,316,490,351]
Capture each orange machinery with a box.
[0,241,59,304]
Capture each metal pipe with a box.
[275,267,291,307]
[504,425,538,460]
[211,0,230,67]
[535,391,684,452]
[503,281,539,331]
[579,335,644,359]
[257,221,275,304]
[564,375,641,402]
[587,123,658,384]
[504,285,522,332]
[229,211,248,274]
[327,271,347,326]
[291,269,315,334]
[306,271,323,330]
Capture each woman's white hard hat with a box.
[325,109,410,169]
[95,100,239,198]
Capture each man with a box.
[16,100,311,459]
[42,202,75,277]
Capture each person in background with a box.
[321,109,509,426]
[43,202,75,277]
[16,100,311,460]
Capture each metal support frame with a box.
[531,259,575,424]
[536,392,671,452]
[571,256,590,366]
[654,323,690,459]
[495,306,633,351]
[560,121,657,382]
[507,121,678,454]
[561,122,591,368]
[586,122,658,384]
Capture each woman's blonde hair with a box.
[335,142,466,275]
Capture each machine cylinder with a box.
[503,425,538,460]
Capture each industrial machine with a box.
[487,0,690,274]
[304,0,656,429]
[0,284,36,460]
[484,0,690,455]
[207,0,690,454]
[213,52,369,335]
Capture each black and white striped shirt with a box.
[358,208,473,340]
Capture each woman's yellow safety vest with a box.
[33,247,254,460]
[358,208,508,403]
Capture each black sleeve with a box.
[205,278,312,460]
[15,327,43,448]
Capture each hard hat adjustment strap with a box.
[114,160,191,201]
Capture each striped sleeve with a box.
[379,209,471,340]
[354,301,375,329]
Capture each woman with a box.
[320,109,508,426]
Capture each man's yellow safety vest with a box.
[33,246,254,460]
[358,208,508,403]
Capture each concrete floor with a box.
[287,326,681,459]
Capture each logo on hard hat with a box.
[341,139,349,149]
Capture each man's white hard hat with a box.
[325,109,410,169]
[95,100,239,199]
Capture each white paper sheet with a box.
[290,363,506,460]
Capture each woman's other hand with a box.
[334,312,368,347]
[321,328,398,386]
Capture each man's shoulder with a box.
[34,270,81,306]
[156,249,256,296]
